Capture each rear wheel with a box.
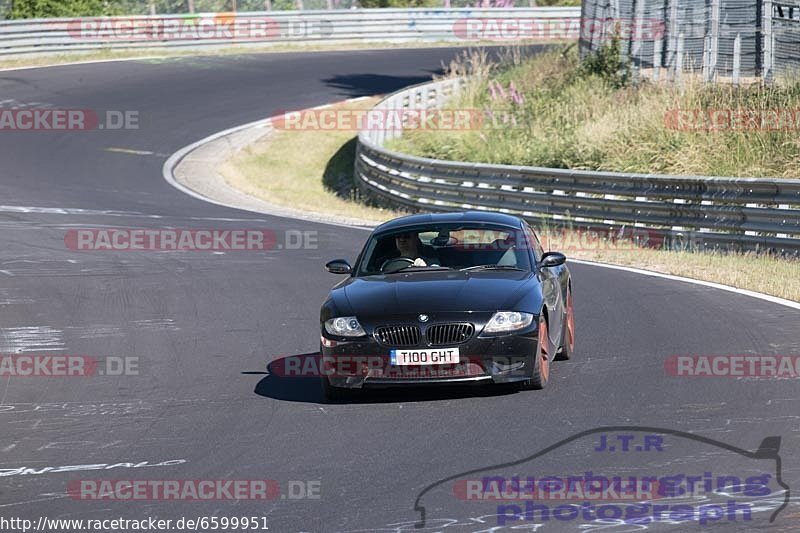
[555,286,575,361]
[520,313,550,390]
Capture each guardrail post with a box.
[377,96,389,145]
[653,37,662,81]
[708,0,720,81]
[763,0,774,81]
[624,0,641,79]
[666,0,679,73]
[628,0,638,59]
[733,33,741,85]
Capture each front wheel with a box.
[520,313,550,390]
[320,345,353,402]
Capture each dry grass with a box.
[219,97,405,223]
[543,231,800,302]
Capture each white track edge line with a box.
[161,96,379,231]
[0,55,171,72]
[569,259,800,311]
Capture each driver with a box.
[392,232,439,267]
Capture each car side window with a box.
[523,223,544,262]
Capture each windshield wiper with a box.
[460,264,527,272]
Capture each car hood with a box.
[334,270,537,317]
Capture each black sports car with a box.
[319,211,574,400]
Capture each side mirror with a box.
[538,251,566,268]
[325,259,352,274]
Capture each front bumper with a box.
[320,327,538,389]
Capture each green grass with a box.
[391,46,800,178]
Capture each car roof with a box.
[373,211,525,233]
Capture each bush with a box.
[576,33,632,89]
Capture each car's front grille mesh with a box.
[427,323,475,346]
[374,325,421,346]
[374,323,475,346]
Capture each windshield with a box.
[356,224,532,276]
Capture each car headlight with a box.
[484,311,534,333]
[324,316,366,337]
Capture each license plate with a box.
[390,348,460,366]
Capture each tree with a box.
[8,0,121,18]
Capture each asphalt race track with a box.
[0,47,799,532]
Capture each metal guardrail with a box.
[0,8,579,56]
[355,78,800,252]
